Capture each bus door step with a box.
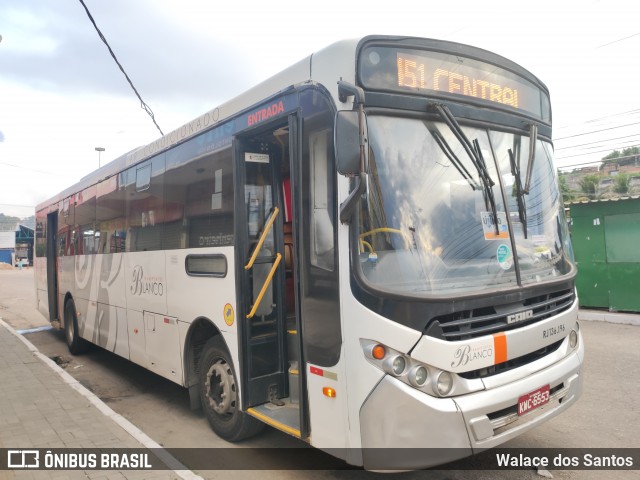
[247,401,302,439]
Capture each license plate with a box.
[517,385,550,416]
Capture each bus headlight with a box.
[360,339,483,398]
[435,371,454,397]
[383,355,407,376]
[408,365,428,387]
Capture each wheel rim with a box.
[65,303,75,345]
[204,357,237,416]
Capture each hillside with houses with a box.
[559,147,640,203]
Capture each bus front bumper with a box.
[359,337,583,470]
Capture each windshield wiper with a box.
[432,104,499,234]
[508,124,538,238]
[523,123,538,194]
[429,129,481,191]
[474,138,501,236]
[509,147,528,238]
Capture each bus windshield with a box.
[356,115,575,297]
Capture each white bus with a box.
[35,35,583,469]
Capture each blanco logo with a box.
[507,309,533,324]
[7,450,39,468]
[451,344,494,368]
[130,265,164,297]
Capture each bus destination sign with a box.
[397,53,521,109]
[359,46,548,120]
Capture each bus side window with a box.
[35,211,47,258]
[97,174,127,254]
[164,146,234,250]
[76,185,97,255]
[58,196,75,257]
[125,156,165,252]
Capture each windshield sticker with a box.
[532,235,547,247]
[245,152,269,163]
[481,211,509,240]
[497,244,513,270]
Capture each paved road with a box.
[1,268,638,479]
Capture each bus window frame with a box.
[185,254,228,277]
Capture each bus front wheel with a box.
[64,298,89,354]
[198,337,264,441]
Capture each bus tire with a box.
[199,336,264,441]
[64,298,89,355]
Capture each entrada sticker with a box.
[497,244,513,270]
[224,303,235,326]
[481,211,509,240]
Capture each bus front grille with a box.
[424,289,575,342]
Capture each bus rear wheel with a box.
[198,337,263,441]
[64,298,89,354]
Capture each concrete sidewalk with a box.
[578,308,640,326]
[0,318,201,480]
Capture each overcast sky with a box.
[1,0,639,218]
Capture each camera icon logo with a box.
[7,450,40,469]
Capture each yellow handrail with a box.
[359,239,373,253]
[246,253,282,319]
[359,227,410,249]
[359,227,404,239]
[245,207,279,270]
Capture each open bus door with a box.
[235,121,291,409]
[232,114,309,439]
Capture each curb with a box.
[0,317,203,480]
[578,309,640,326]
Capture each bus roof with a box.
[36,37,362,212]
[36,35,546,212]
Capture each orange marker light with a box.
[323,387,337,398]
[372,344,386,360]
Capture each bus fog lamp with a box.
[435,371,453,396]
[569,329,578,348]
[408,365,428,387]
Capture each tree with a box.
[579,174,600,198]
[613,173,631,194]
[0,213,34,231]
[558,174,576,202]
[603,150,623,161]
[0,213,20,231]
[602,146,640,169]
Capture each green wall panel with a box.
[570,198,640,312]
[575,262,610,309]
[571,215,606,263]
[605,213,640,263]
[607,263,640,311]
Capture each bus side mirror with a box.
[334,110,362,176]
[335,109,369,224]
